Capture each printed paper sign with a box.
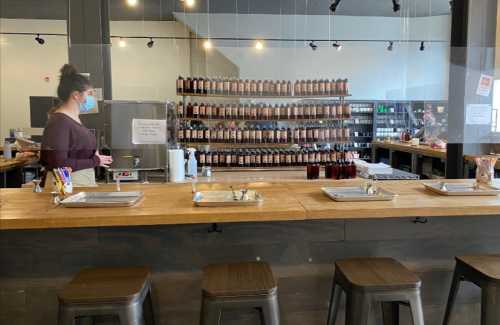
[132,119,166,144]
[465,104,492,125]
[476,74,493,97]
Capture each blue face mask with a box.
[79,95,96,113]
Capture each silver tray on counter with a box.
[423,182,500,196]
[193,190,263,207]
[60,191,144,208]
[321,186,396,202]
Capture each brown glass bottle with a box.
[199,102,206,118]
[294,81,301,96]
[177,76,184,93]
[192,102,199,118]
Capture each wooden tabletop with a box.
[372,141,447,159]
[0,156,38,172]
[3,179,500,230]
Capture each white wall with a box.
[0,19,68,140]
[0,14,451,138]
[110,21,190,101]
[175,13,451,100]
[0,19,191,138]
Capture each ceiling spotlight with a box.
[332,42,342,51]
[147,38,154,48]
[329,0,341,13]
[309,41,318,51]
[420,41,425,51]
[203,40,212,50]
[183,0,195,8]
[119,38,126,48]
[387,41,394,51]
[126,0,138,7]
[35,34,45,45]
[392,0,400,12]
[255,40,264,51]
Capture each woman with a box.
[40,64,112,187]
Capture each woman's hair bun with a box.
[60,64,78,78]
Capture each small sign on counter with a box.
[132,119,166,144]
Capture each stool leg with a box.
[408,290,425,325]
[346,292,370,325]
[260,295,280,325]
[327,283,342,325]
[442,268,462,325]
[119,304,145,325]
[200,298,222,325]
[143,291,155,325]
[381,302,399,325]
[57,306,76,325]
[481,285,500,325]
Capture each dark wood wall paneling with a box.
[2,216,500,324]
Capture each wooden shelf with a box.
[212,167,306,172]
[177,92,351,99]
[179,142,293,148]
[178,117,352,122]
[179,141,353,148]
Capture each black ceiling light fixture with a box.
[332,41,343,51]
[147,37,154,48]
[387,41,394,51]
[420,41,425,51]
[392,0,401,12]
[35,34,45,45]
[329,0,341,13]
[309,41,318,51]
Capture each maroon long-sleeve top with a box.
[41,112,100,171]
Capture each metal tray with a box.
[193,190,263,207]
[60,191,144,208]
[321,186,396,202]
[423,182,500,196]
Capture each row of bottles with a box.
[176,77,349,97]
[177,102,352,120]
[178,125,351,144]
[197,148,358,170]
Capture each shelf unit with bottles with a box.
[175,77,360,171]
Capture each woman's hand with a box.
[95,153,113,167]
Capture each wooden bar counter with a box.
[3,178,500,325]
[2,179,500,230]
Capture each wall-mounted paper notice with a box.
[476,74,493,97]
[132,119,166,144]
[465,104,492,125]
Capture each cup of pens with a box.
[52,167,73,195]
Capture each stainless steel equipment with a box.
[81,100,177,182]
[60,191,144,208]
[321,186,397,202]
[193,190,263,207]
[423,182,500,196]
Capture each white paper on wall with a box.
[465,104,492,125]
[131,119,167,144]
[476,74,494,97]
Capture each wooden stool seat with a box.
[456,255,500,283]
[335,257,421,291]
[57,267,154,325]
[443,255,500,325]
[328,257,424,325]
[200,261,280,325]
[202,261,277,297]
[59,267,151,304]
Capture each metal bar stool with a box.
[200,261,280,325]
[327,257,424,325]
[443,255,500,325]
[57,267,155,325]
